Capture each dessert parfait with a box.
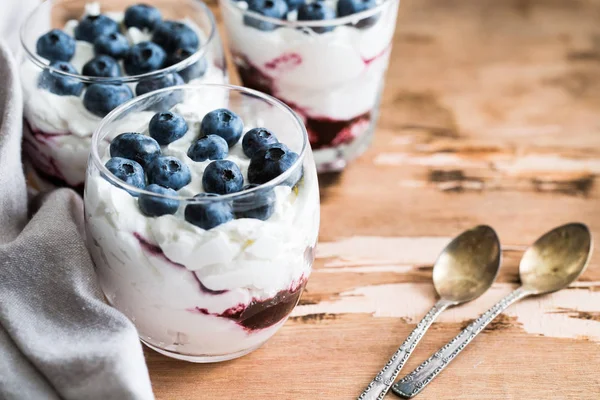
[84,84,320,362]
[220,0,399,171]
[20,0,227,191]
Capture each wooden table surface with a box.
[147,0,600,398]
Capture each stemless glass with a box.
[84,84,320,362]
[20,0,226,192]
[220,0,399,171]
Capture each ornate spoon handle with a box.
[358,299,454,400]
[392,287,530,398]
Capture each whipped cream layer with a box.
[85,101,319,357]
[22,3,226,187]
[220,0,398,121]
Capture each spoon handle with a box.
[357,299,454,400]
[392,287,530,398]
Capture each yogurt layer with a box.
[22,3,227,187]
[85,100,319,357]
[221,0,398,120]
[221,0,397,170]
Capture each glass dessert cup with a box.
[84,84,320,362]
[220,0,399,172]
[20,0,227,192]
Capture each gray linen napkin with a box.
[0,42,154,399]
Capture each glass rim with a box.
[222,0,398,29]
[20,0,218,84]
[90,83,309,202]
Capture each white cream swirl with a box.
[220,0,399,120]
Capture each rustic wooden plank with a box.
[146,316,600,399]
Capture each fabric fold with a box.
[0,39,154,400]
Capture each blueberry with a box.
[233,184,276,221]
[242,128,279,158]
[38,62,83,96]
[147,156,191,190]
[187,135,228,162]
[297,2,336,33]
[105,157,145,193]
[36,29,75,62]
[135,72,183,96]
[202,160,244,195]
[74,14,119,43]
[124,4,162,30]
[124,42,166,75]
[337,0,380,28]
[152,21,199,53]
[135,73,184,110]
[83,84,134,117]
[138,184,179,217]
[248,143,300,185]
[284,0,306,11]
[200,109,244,147]
[184,193,233,230]
[110,132,161,168]
[82,55,121,77]
[244,0,288,32]
[166,47,207,83]
[149,111,189,145]
[94,32,130,59]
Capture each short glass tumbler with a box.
[84,84,320,362]
[20,0,227,191]
[220,0,399,171]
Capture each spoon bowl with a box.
[520,222,593,295]
[434,225,501,303]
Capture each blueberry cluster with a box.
[35,4,208,118]
[104,108,301,230]
[243,0,380,33]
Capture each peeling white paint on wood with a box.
[570,281,600,288]
[317,236,527,267]
[309,236,600,341]
[495,154,600,175]
[317,236,451,265]
[319,265,417,274]
[322,256,425,274]
[293,283,600,341]
[374,151,600,177]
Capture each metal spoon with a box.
[358,225,501,400]
[392,222,593,398]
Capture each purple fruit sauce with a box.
[234,55,373,150]
[134,232,304,331]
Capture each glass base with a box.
[314,121,376,173]
[141,339,266,363]
[313,81,383,173]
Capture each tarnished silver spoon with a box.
[358,225,501,400]
[392,222,593,398]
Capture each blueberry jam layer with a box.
[135,231,303,331]
[194,281,306,331]
[305,112,371,149]
[234,57,373,150]
[23,120,86,193]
